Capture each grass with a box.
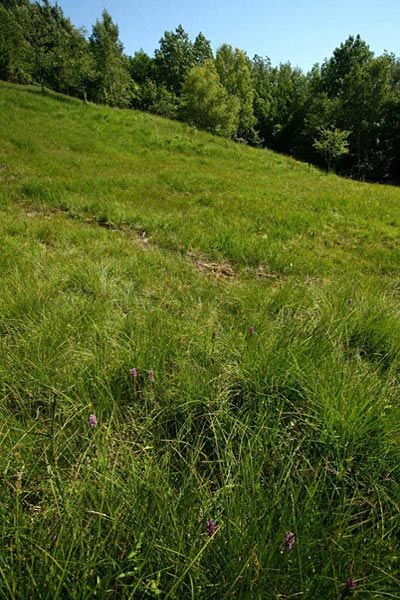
[0,81,400,598]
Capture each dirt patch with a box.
[189,256,291,282]
[193,257,235,279]
[78,216,152,249]
[25,207,64,219]
[256,266,287,281]
[0,164,20,182]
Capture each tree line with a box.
[1,0,400,183]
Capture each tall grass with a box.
[0,81,399,598]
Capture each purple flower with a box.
[249,326,255,336]
[207,518,215,537]
[346,578,357,589]
[129,368,137,378]
[148,369,155,382]
[89,414,97,429]
[282,531,295,553]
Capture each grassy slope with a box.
[0,81,400,599]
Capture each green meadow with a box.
[1,81,400,599]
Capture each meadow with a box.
[0,81,400,598]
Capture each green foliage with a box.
[138,78,178,118]
[0,4,32,82]
[317,37,397,179]
[180,59,240,137]
[215,44,256,135]
[24,0,61,92]
[192,31,213,64]
[0,0,94,99]
[251,54,272,141]
[154,24,195,94]
[89,10,132,107]
[264,62,308,154]
[128,50,154,84]
[379,94,400,182]
[301,93,339,162]
[320,34,373,97]
[337,55,393,177]
[23,1,90,97]
[313,126,350,171]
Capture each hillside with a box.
[0,82,400,599]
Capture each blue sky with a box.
[58,0,400,72]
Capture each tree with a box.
[250,55,273,145]
[320,34,373,97]
[180,59,240,137]
[89,10,132,107]
[192,32,213,64]
[25,0,65,93]
[0,3,32,82]
[128,50,154,84]
[215,44,255,136]
[298,65,341,162]
[154,24,194,94]
[337,55,392,177]
[265,62,308,154]
[138,78,178,118]
[379,94,400,183]
[0,0,28,6]
[313,127,350,172]
[0,0,94,99]
[60,25,95,102]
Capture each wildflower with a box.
[148,369,155,382]
[207,518,215,537]
[249,326,255,336]
[89,414,97,429]
[341,577,357,599]
[130,368,137,378]
[282,531,295,553]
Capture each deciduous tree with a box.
[180,59,240,137]
[89,10,132,107]
[215,44,255,136]
[0,3,32,82]
[154,25,194,94]
[313,126,350,172]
